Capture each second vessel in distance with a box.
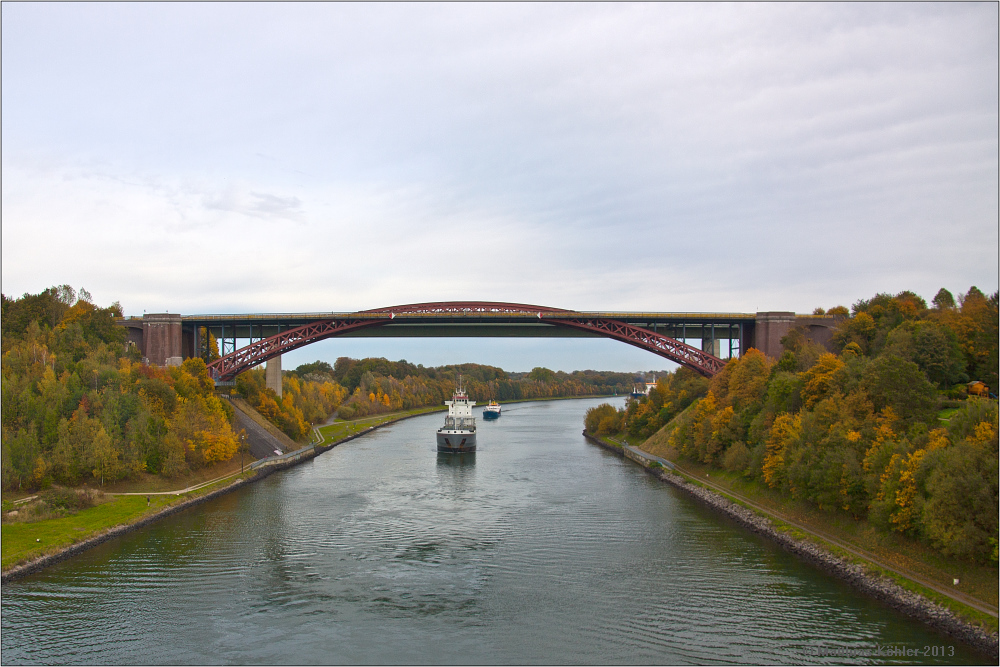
[482,399,502,420]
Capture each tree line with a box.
[1,287,348,490]
[290,358,637,420]
[3,286,643,491]
[586,288,999,564]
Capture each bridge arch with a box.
[205,302,729,381]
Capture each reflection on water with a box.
[436,451,476,466]
[1,398,987,665]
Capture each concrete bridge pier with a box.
[266,355,283,398]
[141,314,183,367]
[754,311,841,359]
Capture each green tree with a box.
[528,367,556,383]
[883,320,967,388]
[919,440,998,562]
[1,428,42,491]
[932,288,955,311]
[858,356,937,425]
[833,312,877,354]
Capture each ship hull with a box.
[482,409,500,420]
[436,430,477,453]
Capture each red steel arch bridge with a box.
[122,302,837,381]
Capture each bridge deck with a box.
[121,311,756,342]
[118,305,839,378]
[123,311,759,324]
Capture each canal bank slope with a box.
[583,431,999,660]
[1,406,443,583]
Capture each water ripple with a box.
[2,399,984,665]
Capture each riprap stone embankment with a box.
[581,431,998,659]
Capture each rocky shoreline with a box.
[582,431,998,659]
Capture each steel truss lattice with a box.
[542,316,728,377]
[207,318,390,380]
[206,302,729,381]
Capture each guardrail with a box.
[250,445,318,470]
[621,442,675,470]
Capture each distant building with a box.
[967,380,989,397]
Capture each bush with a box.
[585,403,621,435]
[722,441,751,473]
[4,487,107,523]
[41,486,102,511]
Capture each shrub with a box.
[722,441,751,473]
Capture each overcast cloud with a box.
[2,3,997,371]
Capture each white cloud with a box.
[2,2,997,369]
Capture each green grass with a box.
[2,472,254,571]
[630,445,999,630]
[598,435,623,449]
[656,457,999,631]
[937,407,960,422]
[2,407,443,573]
[3,495,171,569]
[316,406,446,444]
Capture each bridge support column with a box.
[143,314,183,367]
[266,355,283,398]
[753,312,796,359]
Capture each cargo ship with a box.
[482,400,502,420]
[437,380,476,453]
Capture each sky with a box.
[2,3,997,372]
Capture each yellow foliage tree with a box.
[926,428,950,452]
[763,413,799,488]
[890,449,926,532]
[862,407,899,472]
[689,391,718,462]
[970,420,997,449]
[799,353,845,409]
[169,395,239,468]
[727,349,773,411]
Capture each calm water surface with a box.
[1,398,986,664]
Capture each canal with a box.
[0,397,984,664]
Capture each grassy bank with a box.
[2,405,453,573]
[314,405,447,444]
[1,471,253,571]
[630,436,998,631]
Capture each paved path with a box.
[110,470,247,497]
